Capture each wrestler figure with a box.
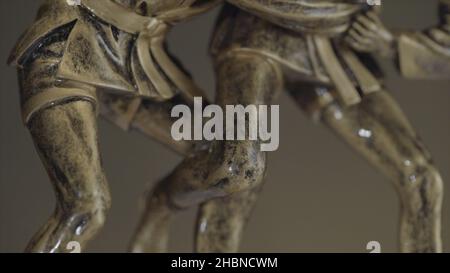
[8,0,222,252]
[10,0,446,253]
[132,1,444,253]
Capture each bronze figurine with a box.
[8,0,448,253]
[8,0,221,253]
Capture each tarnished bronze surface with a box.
[346,0,450,79]
[10,0,219,125]
[131,1,446,253]
[10,0,218,253]
[8,0,448,253]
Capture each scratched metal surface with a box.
[0,0,449,252]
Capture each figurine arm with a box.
[345,1,450,79]
[396,0,450,79]
[344,10,398,58]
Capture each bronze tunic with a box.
[211,1,382,106]
[9,0,220,124]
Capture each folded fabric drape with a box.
[80,0,220,100]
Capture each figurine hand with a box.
[345,11,397,58]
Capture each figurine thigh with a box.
[99,93,198,156]
[129,53,282,252]
[291,84,443,252]
[24,99,110,253]
[131,95,203,155]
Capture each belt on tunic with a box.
[80,0,220,100]
[313,36,381,106]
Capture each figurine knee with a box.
[208,141,267,197]
[58,186,111,235]
[56,164,111,233]
[397,156,443,211]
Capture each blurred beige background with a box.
[0,0,449,253]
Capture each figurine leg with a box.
[126,97,265,253]
[129,53,282,252]
[290,84,443,252]
[99,93,197,156]
[25,99,110,253]
[195,185,263,252]
[99,94,207,252]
